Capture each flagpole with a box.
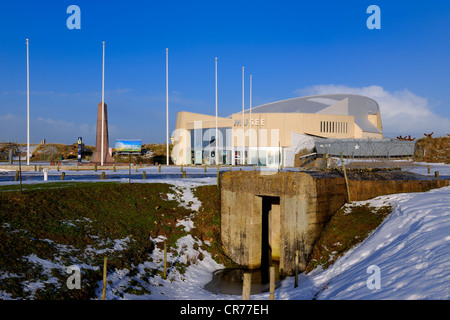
[242,66,245,165]
[215,57,218,165]
[249,75,252,165]
[101,41,105,166]
[166,48,169,166]
[26,39,30,166]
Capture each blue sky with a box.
[1,0,450,145]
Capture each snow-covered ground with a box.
[101,183,450,300]
[279,187,450,300]
[1,162,449,300]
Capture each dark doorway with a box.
[261,196,280,283]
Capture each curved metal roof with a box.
[241,94,381,133]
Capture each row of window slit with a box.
[320,121,348,134]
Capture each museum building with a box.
[171,94,383,166]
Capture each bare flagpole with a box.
[166,48,169,166]
[249,74,252,165]
[26,39,30,166]
[242,66,245,165]
[101,41,105,166]
[215,57,218,165]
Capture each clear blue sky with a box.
[1,0,450,145]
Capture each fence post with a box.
[242,273,251,300]
[435,171,439,179]
[295,250,299,288]
[143,171,146,180]
[217,165,220,188]
[427,165,431,174]
[159,164,161,173]
[340,152,351,203]
[128,154,131,184]
[19,156,22,193]
[182,171,186,179]
[163,242,167,280]
[269,267,275,300]
[101,172,105,180]
[102,257,107,300]
[61,172,65,180]
[113,164,116,172]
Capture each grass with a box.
[305,202,393,273]
[191,185,239,268]
[414,136,450,164]
[0,182,193,299]
[0,181,120,193]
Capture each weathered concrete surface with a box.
[220,171,449,276]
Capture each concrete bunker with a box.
[220,170,448,276]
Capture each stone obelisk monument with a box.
[91,101,115,165]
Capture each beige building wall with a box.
[231,112,357,148]
[172,111,232,165]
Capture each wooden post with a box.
[242,273,251,300]
[269,267,275,300]
[135,164,138,173]
[102,257,107,300]
[94,163,97,172]
[181,165,183,172]
[34,165,37,171]
[427,165,431,174]
[76,163,79,172]
[60,172,65,180]
[57,163,60,172]
[143,171,146,180]
[163,242,167,280]
[101,172,105,180]
[435,171,439,179]
[159,164,161,173]
[340,153,351,203]
[14,170,19,181]
[217,165,220,188]
[295,250,299,288]
[182,171,186,179]
[18,156,22,194]
[113,164,116,172]
[204,165,207,172]
[128,154,131,184]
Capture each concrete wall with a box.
[220,171,449,275]
[221,171,348,275]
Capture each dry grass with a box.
[0,182,192,299]
[306,203,392,273]
[414,137,450,164]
